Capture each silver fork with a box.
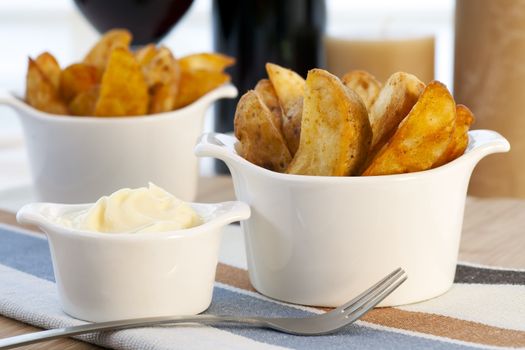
[0,268,406,349]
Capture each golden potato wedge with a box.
[35,52,61,91]
[68,87,99,116]
[363,81,456,176]
[134,44,157,66]
[254,79,283,133]
[265,63,305,114]
[94,47,149,116]
[138,46,181,113]
[83,29,132,70]
[139,47,179,86]
[174,69,230,109]
[341,70,382,110]
[150,82,179,114]
[282,98,303,156]
[287,69,372,176]
[368,72,425,156]
[178,53,235,72]
[265,63,306,154]
[234,90,292,172]
[433,104,475,167]
[59,63,100,103]
[25,58,68,115]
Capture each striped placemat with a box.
[0,220,524,349]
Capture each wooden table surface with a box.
[1,176,524,349]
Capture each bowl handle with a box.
[16,203,49,227]
[208,201,251,228]
[463,129,510,166]
[0,90,27,113]
[194,132,247,172]
[192,84,238,111]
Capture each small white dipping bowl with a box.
[17,200,250,322]
[195,130,510,307]
[0,84,237,203]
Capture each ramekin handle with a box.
[16,203,48,227]
[194,132,246,169]
[194,84,237,110]
[464,130,510,165]
[0,90,26,112]
[209,201,251,228]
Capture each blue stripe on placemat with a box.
[0,227,54,281]
[209,288,478,350]
[0,225,483,350]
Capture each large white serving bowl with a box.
[195,130,509,307]
[17,199,250,322]
[0,84,237,203]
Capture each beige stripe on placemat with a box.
[2,209,524,348]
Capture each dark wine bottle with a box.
[212,0,327,173]
[74,0,194,45]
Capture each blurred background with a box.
[0,0,454,180]
[3,0,523,199]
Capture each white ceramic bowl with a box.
[17,200,250,322]
[195,130,510,307]
[0,85,237,203]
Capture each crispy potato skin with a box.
[255,79,283,133]
[234,90,292,172]
[433,104,475,167]
[178,53,235,72]
[68,87,99,116]
[174,70,230,109]
[287,69,372,176]
[25,58,68,115]
[341,70,382,110]
[368,72,425,157]
[83,29,132,70]
[35,52,61,91]
[134,44,157,66]
[265,63,305,114]
[59,63,100,103]
[94,48,149,116]
[174,53,234,109]
[282,98,303,156]
[363,81,456,176]
[137,46,180,114]
[265,63,306,155]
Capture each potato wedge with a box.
[265,63,305,114]
[178,53,235,72]
[287,69,372,176]
[254,79,282,133]
[234,90,292,172]
[35,52,61,91]
[341,70,382,110]
[282,98,303,156]
[134,44,157,66]
[368,72,425,156]
[265,63,306,154]
[59,63,100,103]
[83,29,132,70]
[138,46,181,113]
[433,104,475,167]
[174,69,230,109]
[363,81,456,176]
[94,47,149,116]
[25,58,68,115]
[68,87,99,116]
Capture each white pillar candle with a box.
[325,35,435,83]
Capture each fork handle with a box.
[0,315,265,350]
